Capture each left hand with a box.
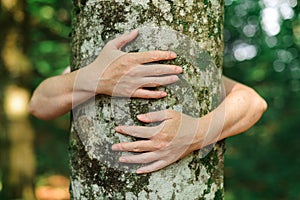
[111,109,201,174]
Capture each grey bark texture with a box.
[70,0,225,199]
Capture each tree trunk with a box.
[70,0,225,199]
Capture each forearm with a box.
[29,31,182,120]
[111,77,267,173]
[218,86,267,139]
[194,79,267,149]
[29,70,93,120]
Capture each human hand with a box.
[111,109,203,174]
[80,30,182,98]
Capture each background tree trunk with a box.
[70,0,225,199]
[0,0,35,199]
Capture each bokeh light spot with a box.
[233,43,257,61]
[40,6,54,19]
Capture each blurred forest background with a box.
[0,0,299,199]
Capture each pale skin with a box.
[30,30,181,120]
[29,30,267,174]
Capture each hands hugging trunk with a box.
[29,30,182,119]
[29,30,267,174]
[74,29,182,101]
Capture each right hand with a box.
[80,30,182,98]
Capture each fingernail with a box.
[119,157,125,162]
[170,52,177,57]
[115,126,122,132]
[136,169,144,174]
[137,114,146,120]
[130,29,138,34]
[172,76,179,82]
[111,145,117,151]
[176,66,182,73]
[160,91,167,97]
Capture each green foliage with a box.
[25,0,300,198]
[28,0,72,83]
[1,0,299,199]
[223,0,300,199]
[27,0,72,176]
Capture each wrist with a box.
[74,64,100,94]
[68,67,99,106]
[193,114,214,151]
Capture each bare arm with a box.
[193,76,267,148]
[112,76,267,173]
[29,30,182,120]
[29,71,78,120]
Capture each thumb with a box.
[108,29,139,50]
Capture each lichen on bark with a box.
[70,0,225,199]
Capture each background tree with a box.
[0,0,35,199]
[70,0,224,199]
[0,0,299,199]
[0,0,71,199]
[223,0,300,199]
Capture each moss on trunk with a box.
[70,0,225,199]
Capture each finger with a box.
[108,29,139,49]
[136,160,168,174]
[131,50,177,64]
[132,89,167,99]
[128,64,182,76]
[118,152,159,164]
[140,75,179,87]
[137,110,171,123]
[111,140,155,152]
[115,125,159,139]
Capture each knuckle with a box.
[118,40,127,48]
[126,68,136,76]
[149,81,160,87]
[129,77,140,86]
[153,141,166,150]
[171,65,178,72]
[166,76,173,83]
[140,159,148,164]
[143,93,151,98]
[150,51,160,61]
[166,109,172,114]
[119,143,125,150]
[133,147,140,152]
[127,56,137,64]
[144,113,152,119]
[154,68,162,75]
[124,88,134,97]
[114,58,128,69]
[122,54,136,64]
[165,109,174,116]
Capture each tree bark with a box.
[70,0,225,199]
